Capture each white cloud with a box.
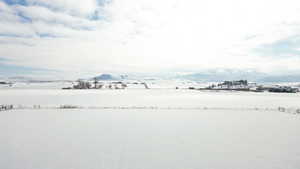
[1,0,300,77]
[25,0,99,17]
[15,5,98,28]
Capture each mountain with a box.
[174,69,300,82]
[0,76,72,83]
[93,74,128,81]
[258,75,300,83]
[175,70,265,82]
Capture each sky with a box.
[1,0,300,78]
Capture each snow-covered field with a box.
[1,88,300,169]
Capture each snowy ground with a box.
[1,89,300,169]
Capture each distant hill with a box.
[94,74,115,80]
[175,70,300,83]
[93,74,127,81]
[258,75,300,83]
[176,70,264,82]
[0,76,71,83]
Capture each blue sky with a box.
[255,35,300,58]
[2,0,26,5]
[0,57,58,77]
[0,62,48,76]
[1,0,300,78]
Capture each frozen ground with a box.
[0,89,300,169]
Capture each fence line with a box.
[0,104,300,114]
[0,105,13,111]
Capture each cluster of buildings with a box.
[194,80,299,93]
[0,105,13,111]
[0,81,13,87]
[201,80,256,91]
[63,79,149,90]
[266,86,299,93]
[63,80,127,90]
